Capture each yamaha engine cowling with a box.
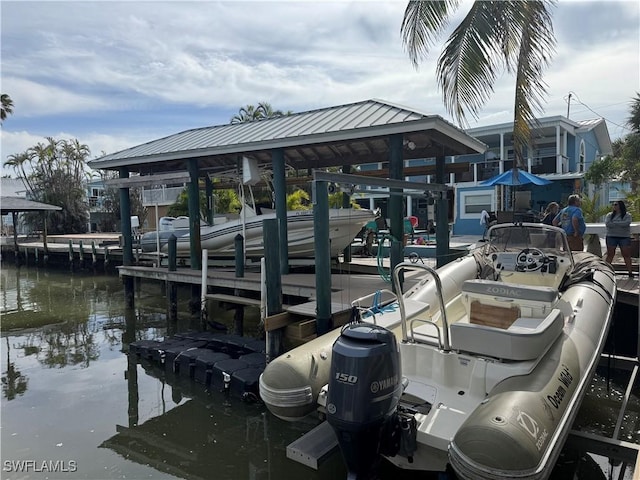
[326,324,402,480]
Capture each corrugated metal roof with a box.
[88,99,486,175]
[0,197,62,214]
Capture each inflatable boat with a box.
[259,222,617,479]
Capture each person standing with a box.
[480,209,490,240]
[541,202,559,225]
[553,194,586,252]
[604,200,635,277]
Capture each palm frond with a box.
[436,1,512,125]
[511,1,556,167]
[401,0,460,69]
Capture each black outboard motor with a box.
[326,323,402,480]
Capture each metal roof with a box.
[1,197,62,214]
[88,99,486,176]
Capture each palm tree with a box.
[1,93,14,124]
[401,0,556,168]
[230,102,291,124]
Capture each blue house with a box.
[354,115,613,236]
[451,116,613,235]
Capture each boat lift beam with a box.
[313,171,448,194]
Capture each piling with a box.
[234,234,245,336]
[263,218,283,361]
[167,234,178,326]
[68,240,74,271]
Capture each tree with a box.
[230,102,291,124]
[401,0,556,168]
[1,93,14,124]
[3,137,92,234]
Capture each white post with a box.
[201,249,208,322]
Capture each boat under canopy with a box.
[259,222,617,479]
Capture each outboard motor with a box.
[326,323,402,480]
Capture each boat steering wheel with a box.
[516,248,547,272]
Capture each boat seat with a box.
[450,308,564,361]
[461,279,558,319]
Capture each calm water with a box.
[1,264,637,480]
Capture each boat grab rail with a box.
[408,318,441,347]
[392,262,451,352]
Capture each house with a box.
[452,116,613,235]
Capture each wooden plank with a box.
[286,318,317,339]
[205,293,261,307]
[264,311,295,332]
[470,301,520,329]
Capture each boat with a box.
[139,207,374,258]
[259,222,617,479]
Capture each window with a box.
[460,191,494,219]
[579,141,586,173]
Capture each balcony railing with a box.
[142,186,184,206]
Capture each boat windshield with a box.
[485,223,571,257]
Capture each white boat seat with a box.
[461,279,558,319]
[461,279,558,303]
[450,308,564,361]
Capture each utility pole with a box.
[566,92,572,118]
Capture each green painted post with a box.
[313,180,332,335]
[168,234,177,272]
[272,148,289,274]
[205,175,214,226]
[435,154,450,268]
[263,218,283,359]
[342,164,352,263]
[235,234,244,278]
[389,134,404,285]
[187,158,201,271]
[119,168,133,267]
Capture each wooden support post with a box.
[263,218,283,361]
[79,240,85,269]
[234,234,245,336]
[313,180,332,335]
[200,249,208,330]
[91,241,97,268]
[68,240,74,271]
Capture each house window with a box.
[460,191,494,219]
[579,141,586,173]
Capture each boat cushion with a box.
[450,309,564,361]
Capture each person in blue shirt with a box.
[553,194,586,252]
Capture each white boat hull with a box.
[140,208,374,258]
[259,223,617,479]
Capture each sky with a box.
[1,0,639,178]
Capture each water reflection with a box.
[0,264,637,480]
[2,337,28,400]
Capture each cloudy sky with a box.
[1,1,638,176]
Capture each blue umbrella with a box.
[480,168,551,186]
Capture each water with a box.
[1,265,637,480]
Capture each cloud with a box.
[1,0,637,173]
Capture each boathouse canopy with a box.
[0,196,62,215]
[88,99,486,175]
